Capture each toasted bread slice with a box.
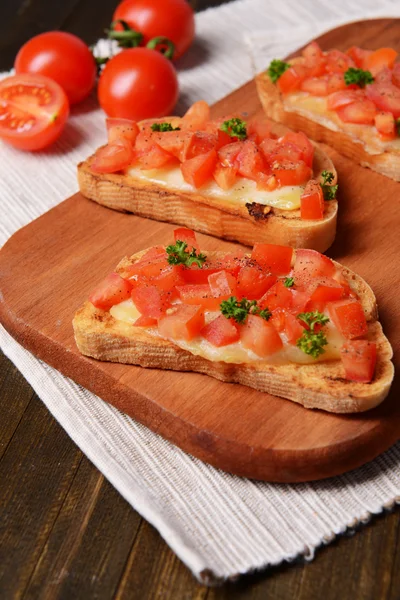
[77,118,337,253]
[255,71,400,181]
[73,250,394,414]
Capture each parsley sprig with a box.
[344,67,374,88]
[296,311,330,358]
[151,122,181,132]
[321,170,338,201]
[284,277,294,288]
[220,296,271,324]
[220,118,247,140]
[166,240,206,268]
[267,59,291,83]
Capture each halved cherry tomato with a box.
[174,227,199,251]
[336,100,376,125]
[271,159,312,186]
[208,271,237,298]
[327,298,368,339]
[364,48,398,75]
[279,131,314,167]
[107,118,139,144]
[240,315,283,357]
[293,249,335,284]
[0,74,69,151]
[201,315,240,347]
[300,180,324,220]
[365,83,400,118]
[89,273,133,310]
[181,100,210,130]
[176,284,221,310]
[277,64,308,94]
[91,138,134,173]
[375,111,396,139]
[259,280,293,311]
[327,89,365,111]
[213,164,238,190]
[301,76,329,96]
[251,244,293,275]
[340,340,376,382]
[158,304,204,341]
[131,285,171,318]
[236,265,277,300]
[181,149,217,188]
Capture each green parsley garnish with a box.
[284,277,294,288]
[321,170,338,201]
[151,122,181,132]
[220,296,271,324]
[220,118,247,140]
[344,67,374,88]
[166,240,206,268]
[267,59,290,83]
[296,310,330,358]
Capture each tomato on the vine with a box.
[97,48,179,120]
[15,31,97,105]
[113,0,195,60]
[0,74,69,151]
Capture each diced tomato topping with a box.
[301,76,329,96]
[279,131,314,167]
[327,73,347,94]
[284,312,305,344]
[89,272,133,310]
[158,304,205,341]
[326,49,355,73]
[365,83,400,118]
[346,46,372,69]
[374,67,393,85]
[290,289,311,313]
[149,265,186,293]
[256,172,278,191]
[173,227,199,251]
[181,100,211,130]
[374,111,396,139]
[201,315,240,347]
[259,280,293,311]
[247,117,272,144]
[302,41,324,65]
[133,315,157,327]
[91,138,133,174]
[340,340,376,383]
[270,307,286,332]
[240,314,283,357]
[235,140,266,181]
[259,137,279,161]
[127,252,169,279]
[364,48,398,76]
[181,149,218,188]
[271,159,312,186]
[131,285,171,318]
[208,270,237,298]
[327,89,365,111]
[393,64,400,88]
[151,130,189,160]
[137,143,173,169]
[182,131,217,161]
[218,141,243,167]
[327,298,368,339]
[106,118,139,144]
[300,179,324,220]
[176,284,221,310]
[293,249,335,285]
[251,243,293,275]
[236,265,277,300]
[336,100,377,125]
[213,164,238,190]
[307,276,345,311]
[277,64,308,94]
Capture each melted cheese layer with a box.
[128,165,303,211]
[110,299,344,366]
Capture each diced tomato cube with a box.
[327,73,347,94]
[346,46,372,69]
[181,149,218,188]
[279,131,314,167]
[181,131,217,161]
[336,100,377,125]
[327,298,368,339]
[150,265,186,293]
[289,289,311,314]
[251,243,293,275]
[300,180,324,220]
[106,118,139,144]
[374,67,393,85]
[208,270,237,298]
[301,76,329,96]
[218,141,243,167]
[271,159,312,186]
[91,139,134,174]
[236,265,277,300]
[236,140,266,181]
[302,41,324,64]
[307,276,345,311]
[393,64,400,88]
[138,143,173,169]
[181,101,210,130]
[173,228,199,251]
[268,142,304,164]
[259,138,279,161]
[284,312,305,344]
[240,314,283,357]
[176,284,221,310]
[247,117,272,144]
[89,272,133,311]
[201,315,240,347]
[127,253,169,279]
[364,48,398,76]
[374,111,396,140]
[259,280,293,311]
[340,340,377,382]
[256,172,278,191]
[131,285,171,318]
[270,307,286,332]
[133,315,157,327]
[151,130,190,160]
[365,83,400,119]
[327,89,365,111]
[277,64,308,94]
[326,49,355,73]
[158,304,205,341]
[213,164,238,190]
[293,249,335,285]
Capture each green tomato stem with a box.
[146,36,175,60]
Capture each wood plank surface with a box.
[1,3,400,599]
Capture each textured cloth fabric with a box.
[1,0,400,585]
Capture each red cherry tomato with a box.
[113,0,195,60]
[0,74,69,151]
[98,48,179,120]
[15,31,96,105]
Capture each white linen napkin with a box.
[1,0,400,584]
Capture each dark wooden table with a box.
[1,1,400,598]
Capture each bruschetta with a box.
[256,43,400,180]
[77,101,338,252]
[73,228,394,414]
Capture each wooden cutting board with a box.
[1,18,399,483]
